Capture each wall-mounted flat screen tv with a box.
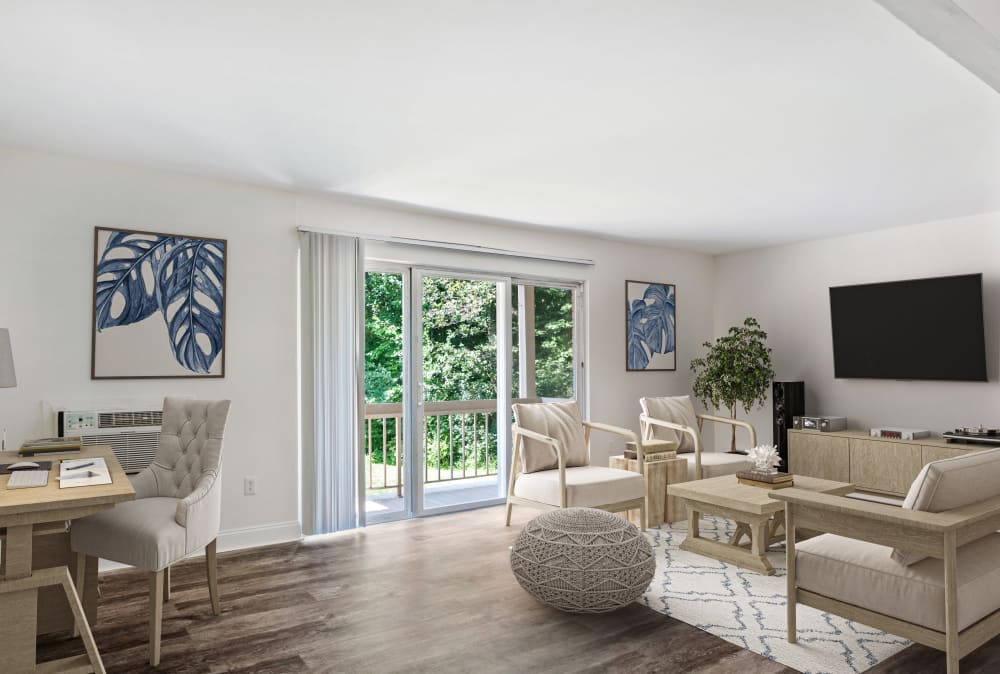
[829,274,987,381]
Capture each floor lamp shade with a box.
[0,329,16,388]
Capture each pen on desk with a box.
[56,470,96,480]
[64,461,94,470]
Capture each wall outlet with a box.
[244,476,257,496]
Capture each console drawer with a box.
[849,438,922,495]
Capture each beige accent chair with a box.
[775,447,1000,674]
[639,395,756,481]
[506,401,648,529]
[71,397,231,666]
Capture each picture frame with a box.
[91,226,228,379]
[626,280,676,371]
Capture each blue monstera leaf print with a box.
[627,284,675,370]
[95,230,225,374]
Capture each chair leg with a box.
[206,538,221,616]
[505,501,513,526]
[149,570,164,666]
[639,501,647,532]
[163,565,171,602]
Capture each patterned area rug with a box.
[642,516,910,674]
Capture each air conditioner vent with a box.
[98,410,163,429]
[60,408,163,474]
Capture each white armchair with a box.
[639,395,756,481]
[505,401,648,529]
[71,397,231,666]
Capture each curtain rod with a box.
[296,225,595,266]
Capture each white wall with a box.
[0,144,715,544]
[712,213,1000,450]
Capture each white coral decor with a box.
[748,444,782,473]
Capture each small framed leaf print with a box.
[626,280,676,371]
[92,227,227,379]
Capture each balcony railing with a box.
[363,398,539,495]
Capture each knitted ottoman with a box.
[509,507,655,613]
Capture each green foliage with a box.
[363,273,575,474]
[690,317,775,417]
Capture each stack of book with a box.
[737,470,794,490]
[19,436,82,457]
[624,440,678,462]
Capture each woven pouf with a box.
[510,507,655,613]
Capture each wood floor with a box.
[34,506,1000,673]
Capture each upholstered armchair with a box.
[639,395,756,481]
[775,448,1000,674]
[71,397,231,666]
[506,401,648,529]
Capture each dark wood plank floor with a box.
[34,506,1000,673]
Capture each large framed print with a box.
[92,227,227,379]
[626,280,676,372]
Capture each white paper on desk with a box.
[59,457,112,488]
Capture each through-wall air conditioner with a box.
[57,408,162,474]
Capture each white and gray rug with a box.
[642,516,911,674]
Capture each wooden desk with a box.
[0,446,135,673]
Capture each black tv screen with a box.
[830,274,987,381]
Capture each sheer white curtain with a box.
[300,231,366,534]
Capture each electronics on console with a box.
[792,416,847,432]
[943,427,1000,446]
[869,427,930,441]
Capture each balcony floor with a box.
[365,474,500,516]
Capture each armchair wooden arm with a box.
[697,413,758,448]
[583,421,643,467]
[509,423,568,509]
[772,489,1000,553]
[639,413,703,478]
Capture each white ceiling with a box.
[1,1,999,254]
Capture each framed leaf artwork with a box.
[626,280,676,371]
[92,227,227,379]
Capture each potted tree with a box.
[690,317,775,452]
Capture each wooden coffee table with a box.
[667,474,854,575]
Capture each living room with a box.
[2,1,1000,673]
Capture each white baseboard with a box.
[98,520,302,573]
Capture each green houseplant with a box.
[690,317,775,452]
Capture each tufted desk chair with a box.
[71,397,231,666]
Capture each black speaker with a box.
[773,381,804,469]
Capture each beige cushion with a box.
[797,533,1000,632]
[639,396,701,453]
[513,466,644,508]
[512,401,588,473]
[71,498,188,572]
[682,452,754,481]
[892,447,1000,565]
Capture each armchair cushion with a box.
[512,401,588,473]
[892,447,1000,565]
[71,497,187,572]
[798,532,1000,633]
[682,452,754,481]
[513,466,644,508]
[639,395,700,453]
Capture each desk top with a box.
[667,474,854,516]
[0,445,135,521]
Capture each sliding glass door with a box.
[362,264,583,522]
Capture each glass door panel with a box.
[416,273,508,513]
[511,284,577,403]
[363,270,407,523]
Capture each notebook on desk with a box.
[58,457,112,488]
